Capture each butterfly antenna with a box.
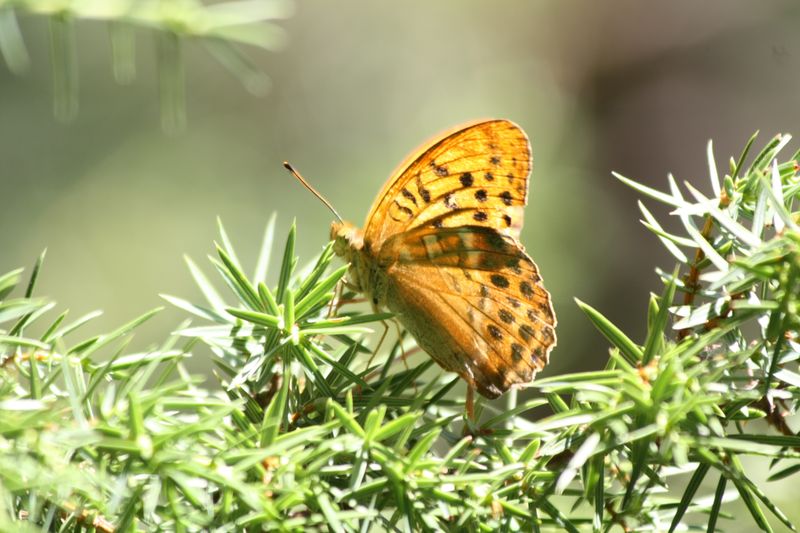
[283,162,343,222]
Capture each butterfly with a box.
[289,120,556,399]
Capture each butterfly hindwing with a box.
[381,225,556,398]
[364,120,532,246]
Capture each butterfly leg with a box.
[465,385,475,421]
[364,319,390,374]
[389,321,420,395]
[391,319,410,371]
[364,319,420,391]
[326,278,344,318]
[462,386,477,436]
[331,279,366,315]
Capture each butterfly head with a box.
[330,220,364,257]
[330,220,368,293]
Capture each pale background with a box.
[2,2,799,529]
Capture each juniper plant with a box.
[0,0,292,128]
[0,134,799,531]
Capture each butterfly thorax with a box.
[331,220,390,308]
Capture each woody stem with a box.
[678,190,730,340]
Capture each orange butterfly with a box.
[290,120,556,399]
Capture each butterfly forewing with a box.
[364,120,532,245]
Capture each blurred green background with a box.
[2,1,800,529]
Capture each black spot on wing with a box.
[430,161,448,176]
[511,343,523,361]
[491,274,509,288]
[528,306,554,324]
[486,232,506,250]
[401,188,417,206]
[499,309,514,324]
[390,200,414,221]
[519,324,535,342]
[487,324,503,340]
[533,346,544,360]
[520,281,534,299]
[396,203,413,216]
[415,172,431,203]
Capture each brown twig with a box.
[678,189,730,340]
[253,371,282,409]
[605,501,631,532]
[753,395,796,442]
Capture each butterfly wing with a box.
[355,119,554,397]
[378,225,556,398]
[363,120,532,247]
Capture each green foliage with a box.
[1,134,799,531]
[0,0,292,128]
